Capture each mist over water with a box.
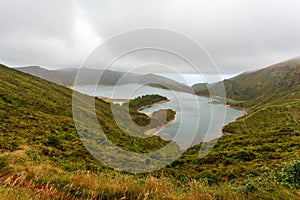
[155,73,239,85]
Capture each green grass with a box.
[0,151,299,199]
[167,58,300,184]
[123,94,176,128]
[0,64,177,169]
[193,58,300,107]
[0,62,300,199]
[124,94,168,111]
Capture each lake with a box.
[74,84,245,149]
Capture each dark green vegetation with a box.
[125,94,168,111]
[122,94,176,132]
[193,57,300,107]
[171,58,300,191]
[0,64,180,167]
[0,59,299,199]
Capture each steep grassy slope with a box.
[0,63,299,199]
[0,64,179,169]
[192,58,300,138]
[174,58,299,184]
[193,58,300,107]
[219,58,300,134]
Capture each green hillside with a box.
[0,63,299,199]
[0,64,182,171]
[193,58,300,107]
[192,58,300,137]
[176,58,300,188]
[168,58,299,198]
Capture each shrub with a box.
[226,172,237,181]
[234,150,256,162]
[47,135,60,147]
[279,160,300,188]
[0,156,8,169]
[26,149,40,160]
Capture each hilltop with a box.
[193,57,300,107]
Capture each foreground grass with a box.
[0,168,298,200]
[0,147,299,200]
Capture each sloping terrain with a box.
[0,64,180,169]
[193,57,300,107]
[174,58,300,184]
[0,62,299,199]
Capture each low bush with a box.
[278,160,300,189]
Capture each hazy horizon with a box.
[8,64,243,85]
[1,0,300,75]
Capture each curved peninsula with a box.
[123,94,176,135]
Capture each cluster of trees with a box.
[125,94,168,111]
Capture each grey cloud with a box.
[0,0,299,74]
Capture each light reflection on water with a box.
[75,84,244,149]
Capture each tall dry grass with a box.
[0,154,298,200]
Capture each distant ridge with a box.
[17,66,192,93]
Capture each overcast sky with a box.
[0,0,300,75]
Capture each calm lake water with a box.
[74,84,245,149]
